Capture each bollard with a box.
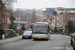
[2,34,5,39]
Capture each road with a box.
[0,34,73,50]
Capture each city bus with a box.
[31,22,50,40]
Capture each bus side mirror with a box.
[31,25,32,28]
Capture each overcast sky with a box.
[13,0,75,9]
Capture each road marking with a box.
[52,47,73,50]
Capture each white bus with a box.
[31,22,50,40]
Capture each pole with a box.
[67,9,69,36]
[18,9,20,27]
[67,16,68,35]
[18,9,20,33]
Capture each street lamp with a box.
[67,15,68,35]
[67,9,69,36]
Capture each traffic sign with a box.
[57,28,59,30]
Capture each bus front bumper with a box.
[32,37,48,39]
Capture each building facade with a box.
[42,8,57,29]
[0,0,12,29]
[0,8,12,29]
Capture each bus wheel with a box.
[46,39,48,41]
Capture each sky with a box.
[13,0,75,9]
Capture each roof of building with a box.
[57,8,75,11]
[42,8,57,16]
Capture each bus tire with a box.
[48,38,50,40]
[70,40,72,45]
[46,39,48,41]
[73,44,75,50]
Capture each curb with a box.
[61,35,71,38]
[0,35,22,44]
[51,34,71,38]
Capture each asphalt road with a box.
[0,34,73,50]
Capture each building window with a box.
[43,16,46,19]
[70,16,75,20]
[73,16,74,20]
[0,10,4,18]
[57,17,59,20]
[70,16,72,20]
[0,23,3,28]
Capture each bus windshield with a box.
[33,25,48,33]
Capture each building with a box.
[5,11,12,28]
[42,8,57,29]
[0,0,5,28]
[63,13,75,24]
[56,13,75,32]
[54,7,75,32]
[0,0,12,29]
[55,7,75,15]
[55,15,58,27]
[57,14,63,27]
[36,10,43,22]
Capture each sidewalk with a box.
[52,33,71,38]
[0,35,22,44]
[62,35,71,38]
[59,33,71,38]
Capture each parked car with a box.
[22,31,32,39]
[4,29,17,36]
[70,33,75,50]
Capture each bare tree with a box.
[13,9,26,21]
[31,9,36,23]
[25,13,31,28]
[0,0,5,8]
[2,0,17,10]
[27,17,31,28]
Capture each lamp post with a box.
[67,9,69,36]
[67,15,68,35]
[17,8,20,33]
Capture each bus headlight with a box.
[32,34,35,37]
[45,35,48,37]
